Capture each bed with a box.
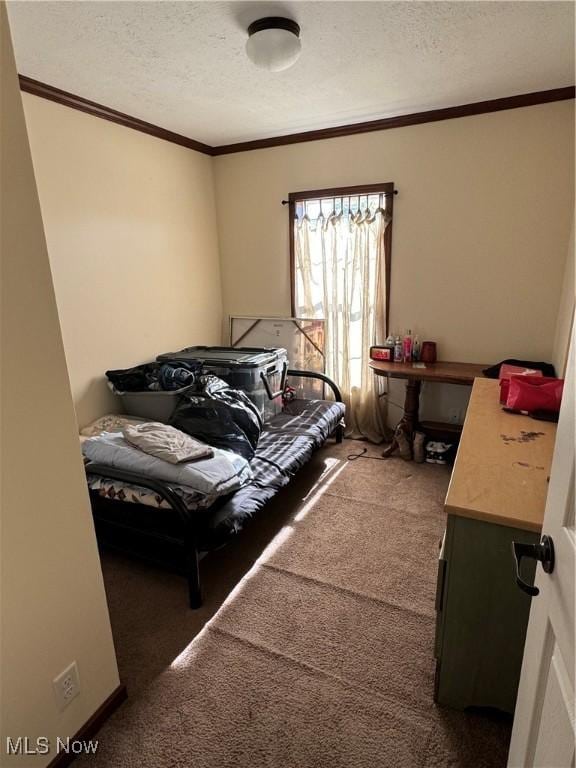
[85,371,345,608]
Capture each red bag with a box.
[499,364,542,404]
[506,375,564,414]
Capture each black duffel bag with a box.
[170,375,262,461]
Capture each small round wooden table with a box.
[369,360,487,457]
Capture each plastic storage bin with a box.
[157,346,288,420]
[110,383,195,423]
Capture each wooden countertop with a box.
[369,360,487,384]
[445,378,556,532]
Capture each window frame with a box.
[288,182,395,332]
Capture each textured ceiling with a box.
[7,1,575,146]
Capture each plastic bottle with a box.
[412,336,421,362]
[394,335,403,362]
[403,330,413,363]
[384,334,396,360]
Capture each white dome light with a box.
[245,17,302,72]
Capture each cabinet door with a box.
[436,515,537,713]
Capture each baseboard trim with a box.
[46,684,127,768]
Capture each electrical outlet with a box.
[448,408,460,424]
[53,662,80,711]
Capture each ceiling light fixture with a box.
[245,17,301,72]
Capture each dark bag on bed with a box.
[106,361,201,392]
[170,375,262,461]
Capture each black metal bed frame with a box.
[86,369,343,609]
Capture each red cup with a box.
[420,342,437,364]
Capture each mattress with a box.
[87,474,210,511]
[88,399,345,549]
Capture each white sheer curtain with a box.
[294,205,391,441]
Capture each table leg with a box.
[404,378,421,435]
[382,378,421,458]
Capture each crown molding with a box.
[19,75,574,158]
[19,75,214,155]
[212,86,576,154]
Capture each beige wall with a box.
[214,101,574,421]
[552,219,575,376]
[22,93,223,429]
[8,12,575,429]
[21,94,574,427]
[1,7,120,765]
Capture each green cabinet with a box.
[434,514,538,714]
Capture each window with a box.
[288,183,395,440]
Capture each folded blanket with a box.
[123,422,213,464]
[82,432,251,498]
[80,413,149,437]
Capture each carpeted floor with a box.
[79,440,511,768]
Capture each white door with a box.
[508,327,575,768]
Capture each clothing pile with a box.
[170,374,262,461]
[106,361,201,393]
[83,374,265,507]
